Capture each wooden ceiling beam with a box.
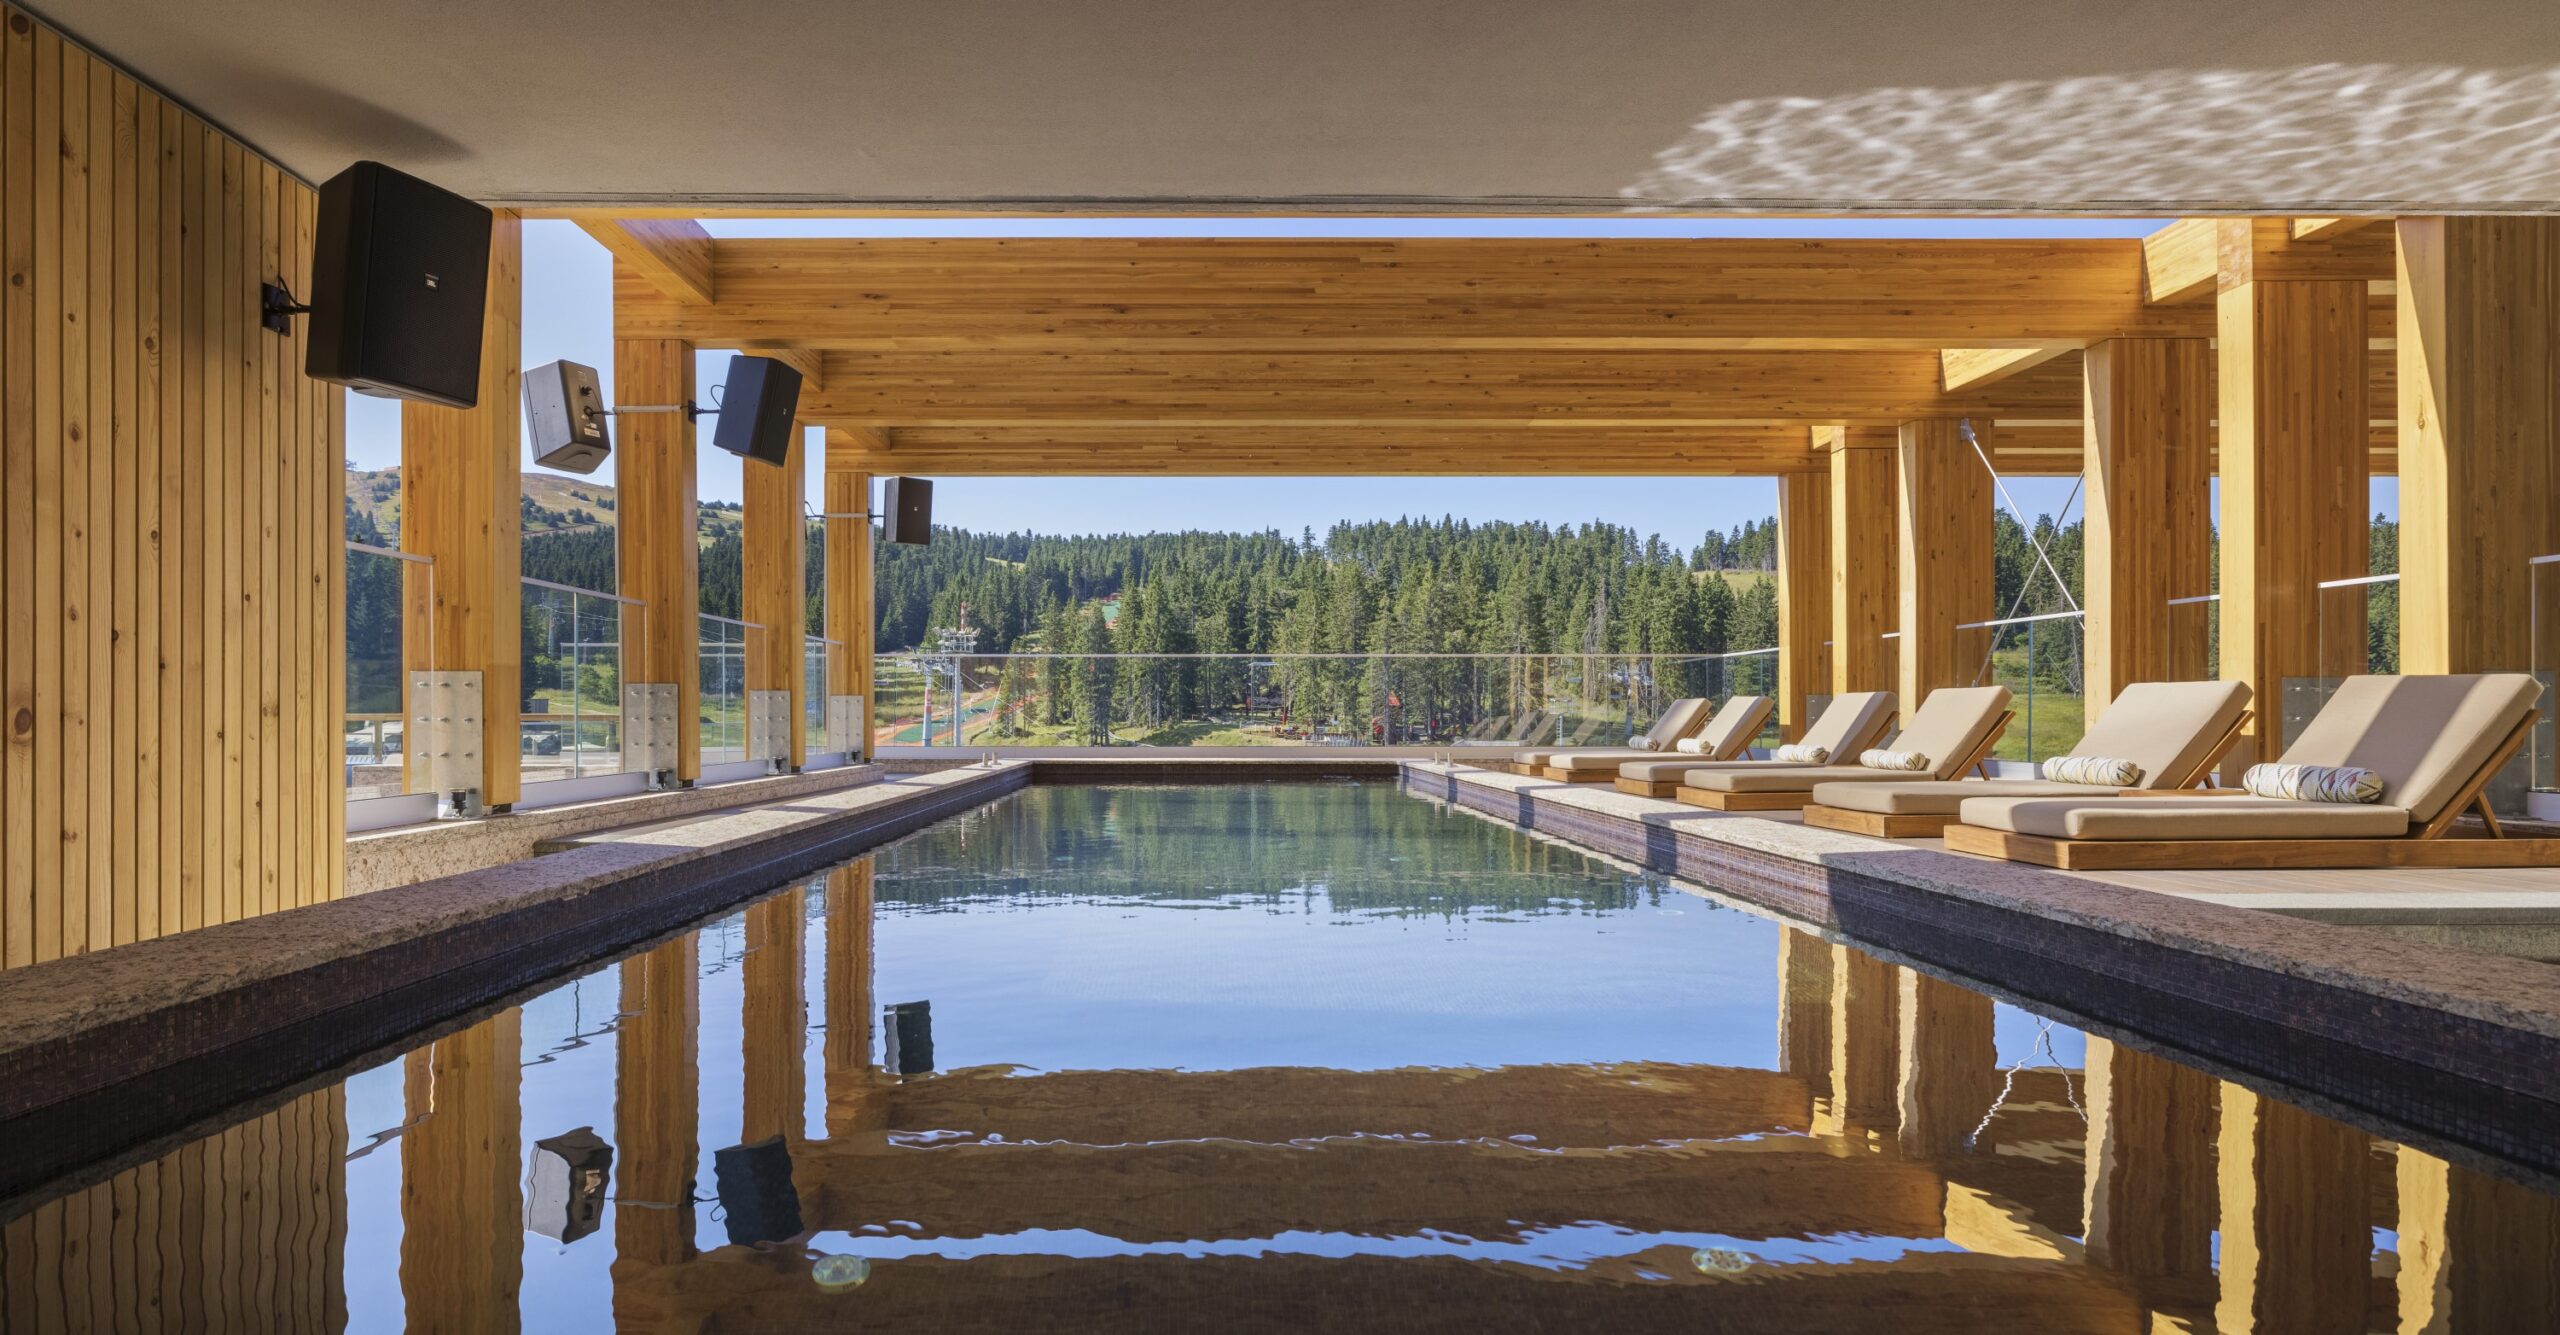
[581,219,717,304]
[793,348,2088,424]
[615,237,2207,348]
[2290,216,2384,243]
[1939,345,2075,392]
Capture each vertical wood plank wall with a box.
[1825,427,1900,696]
[614,330,701,782]
[2082,337,2212,716]
[822,461,874,761]
[1894,418,1993,706]
[1774,467,1831,741]
[743,420,806,768]
[1,4,342,970]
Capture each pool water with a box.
[4,781,2554,1331]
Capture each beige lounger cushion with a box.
[2063,679,2253,788]
[1957,794,2411,840]
[1694,695,1774,757]
[1802,691,1897,757]
[2277,674,2540,823]
[1548,748,1692,775]
[1687,762,1930,793]
[1811,777,2091,815]
[1514,697,1713,767]
[1619,755,1804,782]
[1870,686,2012,782]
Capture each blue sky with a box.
[342,216,2395,541]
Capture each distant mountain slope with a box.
[343,467,739,544]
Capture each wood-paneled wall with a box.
[2,4,343,969]
[1824,427,1900,696]
[613,330,701,782]
[742,421,806,767]
[2083,338,2213,715]
[1895,419,1992,706]
[1775,468,1831,740]
[822,462,874,760]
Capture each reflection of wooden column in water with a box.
[401,1010,523,1334]
[742,886,809,1144]
[1813,944,1900,1140]
[2396,1148,2560,1333]
[1775,927,1834,1118]
[2216,1082,2371,1335]
[824,859,882,1135]
[2083,1037,2215,1284]
[0,1087,347,1332]
[616,936,700,1269]
[1895,969,1995,1159]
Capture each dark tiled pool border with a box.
[1407,765,2560,1193]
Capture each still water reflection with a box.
[4,782,2556,1331]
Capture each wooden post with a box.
[2083,1037,2216,1283]
[1813,943,1899,1140]
[742,885,807,1144]
[613,327,700,783]
[2397,1147,2560,1333]
[822,455,874,762]
[2216,1081,2371,1334]
[1825,426,1900,696]
[2395,218,2560,678]
[1896,419,1994,708]
[742,420,806,769]
[2084,338,2214,715]
[400,210,522,809]
[400,1011,522,1334]
[1776,465,1832,740]
[1895,968,1995,1159]
[2217,219,2373,762]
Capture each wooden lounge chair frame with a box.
[1612,710,1900,799]
[1800,708,2255,840]
[1940,711,2560,869]
[1673,712,2014,813]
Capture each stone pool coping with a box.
[1405,762,2560,1189]
[0,763,1027,1217]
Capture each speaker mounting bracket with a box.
[260,281,310,336]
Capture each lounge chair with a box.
[1800,679,2252,838]
[1672,686,2014,812]
[1496,697,1714,777]
[1613,691,1897,798]
[1943,673,2555,870]
[1539,695,1773,781]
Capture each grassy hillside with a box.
[344,467,738,545]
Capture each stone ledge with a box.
[344,763,886,894]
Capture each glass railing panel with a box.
[2288,574,2397,749]
[2164,593,2220,683]
[804,635,835,760]
[519,579,632,785]
[699,615,757,768]
[343,542,425,801]
[1972,611,2085,764]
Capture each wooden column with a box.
[613,328,700,782]
[401,1010,522,1334]
[1775,926,1833,1118]
[2082,1037,2216,1284]
[1894,968,1995,1159]
[400,210,522,808]
[2396,218,2560,677]
[615,935,699,1271]
[2084,338,2214,715]
[2216,1081,2371,1334]
[1812,943,1899,1141]
[2217,219,2373,761]
[742,885,807,1145]
[1825,426,1900,696]
[1896,419,1994,707]
[742,420,806,769]
[822,456,874,762]
[1776,465,1832,740]
[2396,1148,2560,1332]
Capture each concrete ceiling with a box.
[37,0,2560,213]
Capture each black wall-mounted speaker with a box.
[710,355,803,465]
[305,161,492,408]
[882,476,933,546]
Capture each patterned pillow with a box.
[2042,755,2144,787]
[1628,734,1659,751]
[1859,748,1932,772]
[1772,743,1831,763]
[1673,736,1706,754]
[2241,763,2384,803]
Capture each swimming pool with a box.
[3,781,2551,1331]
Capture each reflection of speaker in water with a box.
[712,1137,804,1246]
[883,1000,935,1075]
[524,1127,614,1244]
